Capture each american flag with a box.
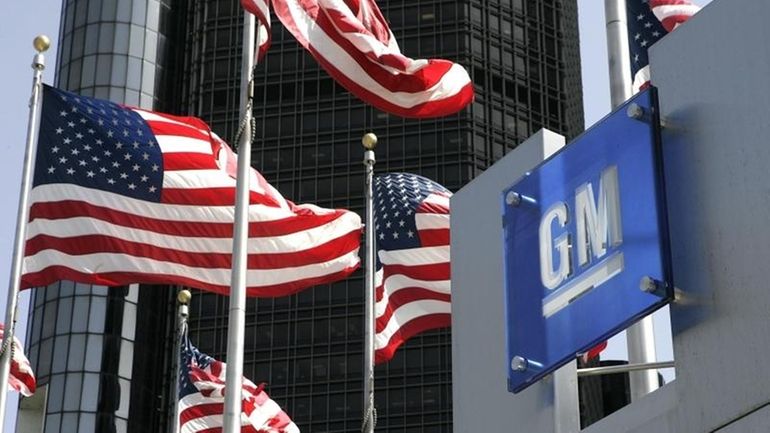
[241,0,272,61]
[0,324,36,397]
[178,334,299,433]
[241,0,473,118]
[649,0,702,32]
[21,85,361,296]
[627,0,700,93]
[372,173,451,364]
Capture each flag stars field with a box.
[372,173,452,363]
[22,84,362,296]
[36,90,164,201]
[627,0,699,92]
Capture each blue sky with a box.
[0,0,711,429]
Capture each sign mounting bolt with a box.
[511,356,528,372]
[640,276,667,297]
[506,191,522,206]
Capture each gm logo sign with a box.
[539,166,623,318]
[502,88,671,393]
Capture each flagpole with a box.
[171,289,191,433]
[605,0,633,107]
[0,35,49,430]
[362,132,377,433]
[604,0,659,399]
[222,11,256,433]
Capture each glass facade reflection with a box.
[27,0,582,431]
[26,284,171,432]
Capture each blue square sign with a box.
[502,88,673,393]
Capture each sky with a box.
[0,0,711,430]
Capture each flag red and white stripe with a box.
[22,86,361,297]
[632,65,652,95]
[249,0,473,118]
[0,324,36,397]
[179,335,299,433]
[649,0,701,32]
[579,340,608,364]
[241,0,272,61]
[373,174,451,364]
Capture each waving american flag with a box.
[627,0,701,93]
[178,334,299,433]
[241,0,272,61]
[22,85,361,296]
[649,0,702,32]
[0,324,35,397]
[241,0,473,118]
[373,173,451,364]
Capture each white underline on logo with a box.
[542,251,624,319]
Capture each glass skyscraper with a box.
[22,0,582,431]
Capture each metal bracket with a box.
[577,360,675,377]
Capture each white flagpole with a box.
[222,11,256,433]
[171,289,191,433]
[604,0,659,399]
[604,0,633,106]
[361,133,378,433]
[0,35,50,430]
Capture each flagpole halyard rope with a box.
[361,371,377,432]
[0,297,19,366]
[232,66,257,153]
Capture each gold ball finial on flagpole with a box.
[177,289,192,305]
[362,132,378,151]
[33,35,51,53]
